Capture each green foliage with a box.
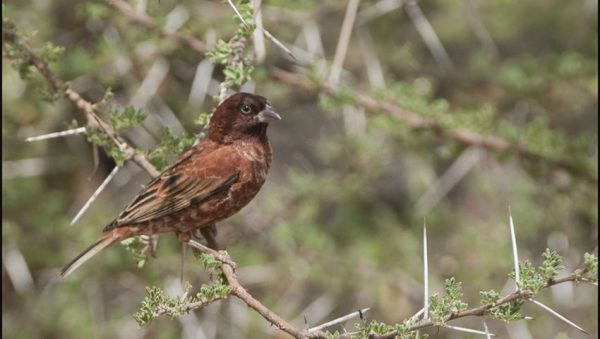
[193,112,210,127]
[428,277,468,325]
[517,260,548,293]
[583,252,598,282]
[133,257,231,326]
[487,300,525,322]
[133,286,188,325]
[85,126,128,166]
[148,128,195,170]
[207,0,255,89]
[2,16,64,82]
[195,281,231,301]
[120,236,147,268]
[354,317,424,339]
[539,249,563,280]
[507,249,568,292]
[208,39,234,64]
[479,289,500,305]
[108,106,148,130]
[36,42,65,63]
[199,253,229,286]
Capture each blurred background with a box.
[2,0,598,338]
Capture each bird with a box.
[60,92,281,278]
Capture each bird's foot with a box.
[199,224,220,250]
[140,234,158,258]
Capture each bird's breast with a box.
[233,140,272,184]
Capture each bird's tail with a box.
[60,228,130,278]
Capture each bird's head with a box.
[208,92,281,144]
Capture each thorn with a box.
[508,205,520,290]
[529,299,589,335]
[423,218,429,320]
[71,166,120,225]
[25,127,86,142]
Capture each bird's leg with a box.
[139,234,158,258]
[199,223,220,250]
[180,241,187,286]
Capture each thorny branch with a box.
[270,68,598,185]
[185,241,327,339]
[364,269,595,339]
[2,29,161,178]
[152,240,596,339]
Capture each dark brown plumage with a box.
[61,92,281,278]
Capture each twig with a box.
[357,0,405,25]
[463,0,500,60]
[328,0,361,87]
[356,26,385,89]
[528,299,589,335]
[70,165,120,225]
[270,68,597,184]
[226,0,295,60]
[25,127,87,142]
[105,0,207,54]
[404,0,454,72]
[416,146,485,215]
[252,0,266,63]
[308,308,371,333]
[226,0,250,26]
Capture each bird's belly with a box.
[155,170,266,233]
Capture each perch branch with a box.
[185,240,328,339]
[270,68,597,184]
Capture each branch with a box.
[270,68,597,185]
[105,0,207,55]
[184,240,327,339]
[2,29,160,178]
[370,269,594,339]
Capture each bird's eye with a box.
[240,104,252,114]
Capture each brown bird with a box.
[60,93,281,278]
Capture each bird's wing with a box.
[103,145,239,231]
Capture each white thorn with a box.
[71,166,120,225]
[423,220,429,320]
[444,324,496,336]
[508,206,520,290]
[26,127,86,142]
[308,308,371,333]
[529,299,589,334]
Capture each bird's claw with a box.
[140,235,158,258]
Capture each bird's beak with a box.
[255,105,281,123]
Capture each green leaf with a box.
[540,249,563,280]
[109,106,148,130]
[120,236,148,268]
[583,252,598,282]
